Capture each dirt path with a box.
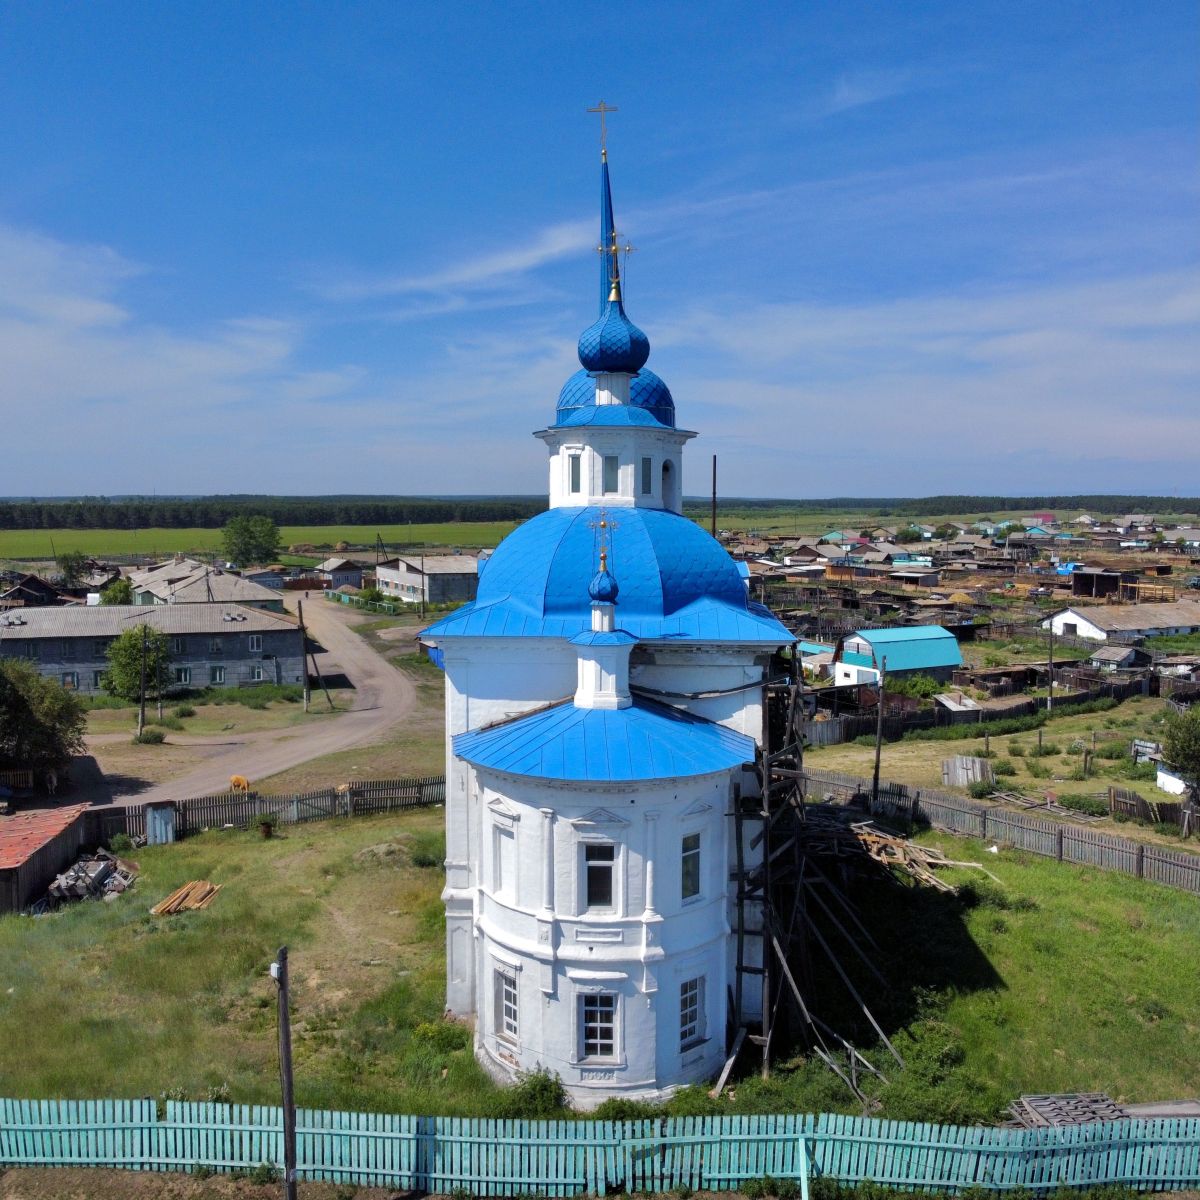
[104,598,417,805]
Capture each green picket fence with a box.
[3,1098,1199,1194]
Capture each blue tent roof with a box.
[422,506,792,645]
[455,698,755,782]
[840,625,962,673]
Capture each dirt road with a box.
[105,598,417,804]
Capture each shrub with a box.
[664,1085,724,1117]
[491,1069,567,1118]
[254,812,277,828]
[592,1097,662,1121]
[174,704,196,718]
[1034,741,1059,757]
[248,1162,279,1185]
[108,833,135,854]
[853,734,878,747]
[133,729,166,744]
[413,1020,469,1053]
[148,715,184,731]
[992,759,1016,776]
[1067,766,1089,781]
[1056,793,1108,817]
[409,830,446,868]
[1025,760,1050,779]
[1008,742,1026,756]
[967,781,994,798]
[1096,739,1128,760]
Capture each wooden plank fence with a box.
[2,1098,1199,1193]
[800,767,1200,896]
[86,776,447,845]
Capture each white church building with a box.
[421,148,792,1106]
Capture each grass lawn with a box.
[0,522,517,561]
[0,809,497,1116]
[85,695,349,738]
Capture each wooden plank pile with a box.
[796,807,997,894]
[150,880,221,915]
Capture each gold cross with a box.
[587,100,618,154]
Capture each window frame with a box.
[209,665,226,685]
[174,666,191,685]
[640,456,653,496]
[579,991,618,1061]
[681,832,702,902]
[248,634,263,653]
[583,841,616,912]
[60,671,78,690]
[568,453,582,495]
[169,636,185,655]
[493,823,516,899]
[602,454,619,495]
[494,968,519,1044]
[249,664,264,682]
[679,976,705,1051]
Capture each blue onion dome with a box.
[577,298,650,374]
[588,551,619,603]
[556,367,676,428]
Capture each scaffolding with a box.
[727,663,901,1103]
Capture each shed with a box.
[833,625,963,686]
[0,804,89,913]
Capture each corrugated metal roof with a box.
[0,805,88,870]
[1055,600,1200,632]
[455,698,755,782]
[392,555,479,575]
[840,625,963,672]
[0,605,297,637]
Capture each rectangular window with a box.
[248,634,263,652]
[60,639,72,658]
[208,637,223,654]
[581,993,616,1059]
[94,639,109,658]
[602,455,619,494]
[585,843,615,910]
[494,825,515,898]
[641,456,653,495]
[210,665,225,684]
[61,672,78,690]
[174,666,191,685]
[569,454,582,494]
[681,833,701,901]
[680,977,704,1050]
[249,665,264,682]
[93,671,105,689]
[169,637,184,654]
[495,969,518,1042]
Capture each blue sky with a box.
[1,1,1196,498]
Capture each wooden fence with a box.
[2,1098,1199,1193]
[800,767,1200,896]
[85,776,446,844]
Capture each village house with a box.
[376,554,479,605]
[0,604,304,694]
[129,558,285,612]
[1042,599,1200,641]
[314,557,364,590]
[0,574,71,608]
[832,625,963,686]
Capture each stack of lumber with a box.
[150,880,221,915]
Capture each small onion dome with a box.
[577,298,650,374]
[589,565,619,604]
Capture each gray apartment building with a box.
[0,605,305,695]
[375,555,479,605]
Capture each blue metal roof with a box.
[422,506,793,645]
[578,299,650,374]
[555,368,676,429]
[841,625,962,673]
[569,629,637,647]
[552,405,673,430]
[455,698,755,782]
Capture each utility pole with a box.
[710,454,717,538]
[420,553,426,619]
[1047,620,1055,713]
[871,656,887,810]
[297,601,311,713]
[138,626,147,737]
[270,947,298,1200]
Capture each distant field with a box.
[0,522,519,561]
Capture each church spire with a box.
[600,153,616,314]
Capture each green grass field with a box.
[0,522,519,561]
[1,803,1197,1122]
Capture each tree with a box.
[99,577,133,605]
[222,515,280,566]
[895,525,924,544]
[103,625,172,709]
[1164,707,1200,803]
[0,660,87,770]
[55,551,88,587]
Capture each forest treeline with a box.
[0,493,1196,530]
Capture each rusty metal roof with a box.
[0,804,88,870]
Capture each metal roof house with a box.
[833,625,963,686]
[1042,601,1200,642]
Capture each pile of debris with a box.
[48,850,138,904]
[150,880,221,915]
[796,807,998,894]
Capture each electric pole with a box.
[872,655,888,811]
[297,601,310,713]
[138,626,147,736]
[270,947,298,1200]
